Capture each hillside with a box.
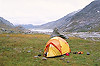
[61,0,100,32]
[36,11,79,29]
[0,17,14,29]
[33,0,100,32]
[0,17,26,33]
[20,11,79,29]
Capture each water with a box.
[30,29,53,33]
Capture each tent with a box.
[44,37,71,57]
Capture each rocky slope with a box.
[61,0,100,32]
[36,11,79,29]
[0,17,14,29]
[34,0,100,32]
[0,17,26,33]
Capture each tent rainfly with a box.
[44,37,71,57]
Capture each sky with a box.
[0,0,94,25]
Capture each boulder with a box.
[42,57,47,60]
[51,28,69,39]
[27,50,31,53]
[87,52,90,55]
[60,57,65,60]
[67,61,70,63]
[34,56,39,58]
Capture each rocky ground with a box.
[30,29,100,41]
[65,32,100,41]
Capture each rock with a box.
[34,56,39,58]
[27,50,31,53]
[51,28,69,39]
[60,57,64,60]
[87,52,90,55]
[42,57,47,60]
[67,61,70,63]
[50,28,60,38]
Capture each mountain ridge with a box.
[62,0,100,32]
[33,0,100,32]
[0,17,14,27]
[0,17,26,33]
[17,0,100,32]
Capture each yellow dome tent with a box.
[44,37,71,57]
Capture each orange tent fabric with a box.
[44,37,71,57]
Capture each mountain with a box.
[36,11,79,29]
[21,11,79,29]
[0,17,26,33]
[61,0,100,32]
[33,0,100,32]
[20,24,39,29]
[0,17,14,29]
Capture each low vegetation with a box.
[0,34,100,66]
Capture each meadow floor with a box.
[0,34,100,66]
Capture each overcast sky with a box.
[0,0,94,25]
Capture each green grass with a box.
[0,34,100,66]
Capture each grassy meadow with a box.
[0,34,100,66]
